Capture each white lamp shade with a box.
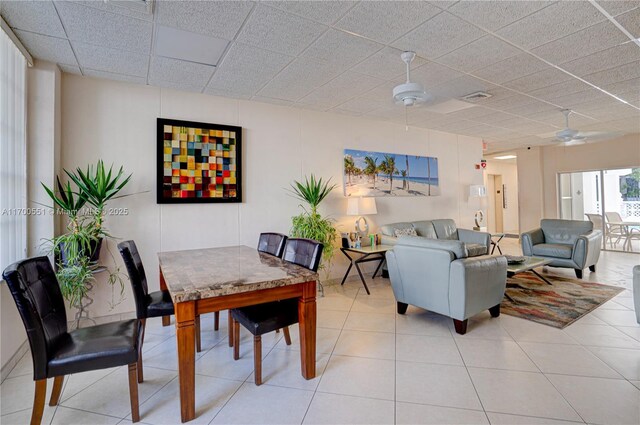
[347,197,377,216]
[469,185,487,198]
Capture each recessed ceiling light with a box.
[493,155,517,160]
[155,25,229,66]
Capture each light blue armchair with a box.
[385,236,507,334]
[521,219,602,279]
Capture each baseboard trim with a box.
[1,339,28,383]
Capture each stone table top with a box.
[158,245,319,302]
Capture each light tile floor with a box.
[1,239,639,424]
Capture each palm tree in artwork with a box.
[405,155,410,191]
[380,154,398,193]
[344,155,357,185]
[400,170,408,190]
[363,156,379,189]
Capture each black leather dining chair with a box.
[2,257,142,424]
[231,238,323,385]
[118,240,219,382]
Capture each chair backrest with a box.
[585,213,604,228]
[605,212,623,222]
[540,219,593,244]
[117,240,149,319]
[282,238,324,272]
[257,233,287,258]
[432,219,459,240]
[2,257,68,380]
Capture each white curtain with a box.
[0,29,27,271]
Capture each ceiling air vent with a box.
[461,91,492,101]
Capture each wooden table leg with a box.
[298,281,317,379]
[160,267,171,327]
[175,301,196,422]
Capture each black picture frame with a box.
[156,118,242,204]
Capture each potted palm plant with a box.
[289,174,338,279]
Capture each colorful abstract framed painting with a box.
[157,118,242,204]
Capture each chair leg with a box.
[162,315,170,327]
[453,319,468,335]
[589,265,596,272]
[489,304,501,318]
[30,379,46,425]
[282,327,292,345]
[575,269,583,279]
[233,320,240,360]
[214,311,220,331]
[138,318,146,383]
[195,315,202,353]
[397,302,408,315]
[254,335,262,386]
[228,311,234,347]
[49,376,64,406]
[128,364,140,423]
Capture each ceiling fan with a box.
[392,51,430,107]
[554,109,622,146]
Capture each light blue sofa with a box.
[521,219,602,279]
[385,236,507,335]
[380,219,491,256]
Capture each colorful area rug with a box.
[501,271,624,328]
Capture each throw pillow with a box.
[394,227,418,238]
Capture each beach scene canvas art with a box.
[343,149,439,197]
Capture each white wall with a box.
[60,74,484,318]
[483,160,519,234]
[516,147,545,232]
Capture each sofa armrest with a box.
[572,230,602,268]
[449,255,507,320]
[380,235,398,246]
[458,228,491,252]
[521,228,544,256]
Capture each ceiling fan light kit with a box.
[393,51,430,106]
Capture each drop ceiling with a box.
[1,0,639,153]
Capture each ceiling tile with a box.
[335,1,441,44]
[333,97,387,114]
[84,68,147,85]
[1,0,66,37]
[156,0,254,40]
[480,93,540,111]
[551,89,614,109]
[582,60,640,86]
[155,25,229,66]
[58,64,81,75]
[530,20,629,65]
[250,96,296,108]
[436,35,522,72]
[69,0,154,21]
[426,1,458,10]
[257,57,341,101]
[360,79,402,101]
[526,79,597,102]
[302,29,383,69]
[263,1,356,25]
[429,75,495,99]
[207,43,293,96]
[448,0,552,31]
[444,105,501,120]
[351,47,426,80]
[496,1,606,49]
[410,61,466,88]
[204,87,252,100]
[471,54,548,84]
[56,1,152,53]
[508,100,559,116]
[14,30,77,66]
[150,79,205,94]
[73,41,149,77]
[594,1,640,16]
[502,68,573,93]
[298,71,385,109]
[149,56,215,86]
[237,4,326,56]
[560,42,640,77]
[392,11,485,59]
[602,77,640,101]
[614,7,640,37]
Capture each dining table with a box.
[158,245,319,423]
[608,220,640,251]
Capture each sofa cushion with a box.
[397,236,468,259]
[532,243,573,259]
[395,227,418,238]
[540,219,593,245]
[380,222,413,237]
[432,219,459,240]
[411,220,437,239]
[465,243,488,257]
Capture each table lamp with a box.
[469,185,487,230]
[347,197,377,236]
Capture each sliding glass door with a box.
[558,167,640,253]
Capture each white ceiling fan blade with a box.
[576,131,624,141]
